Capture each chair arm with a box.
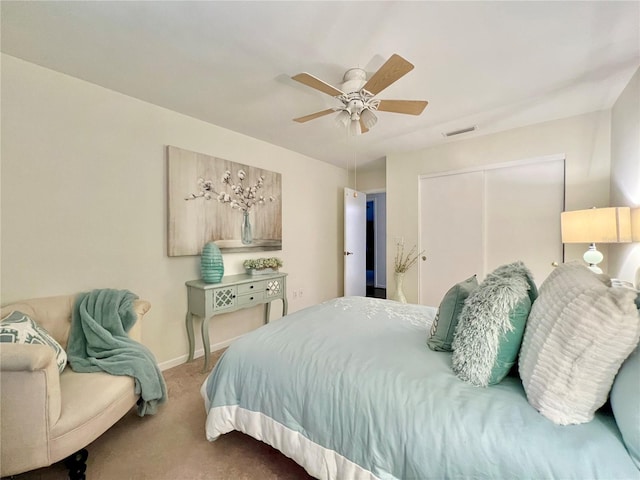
[1,342,58,371]
[133,299,151,318]
[128,299,151,343]
[0,344,62,476]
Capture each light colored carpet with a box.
[12,350,314,480]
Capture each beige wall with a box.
[609,67,640,286]
[1,55,348,367]
[351,162,386,193]
[387,111,612,303]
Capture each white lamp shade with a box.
[561,207,632,244]
[349,119,362,136]
[360,109,378,130]
[334,110,350,129]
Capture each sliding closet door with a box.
[418,171,484,306]
[484,159,564,286]
[418,156,565,307]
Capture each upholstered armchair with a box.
[0,294,151,478]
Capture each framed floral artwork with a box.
[167,145,282,256]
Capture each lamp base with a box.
[583,243,604,274]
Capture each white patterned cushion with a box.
[0,310,67,373]
[519,263,640,425]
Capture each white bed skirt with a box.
[201,382,384,480]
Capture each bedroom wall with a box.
[609,67,640,286]
[387,110,612,304]
[1,54,348,367]
[351,160,386,193]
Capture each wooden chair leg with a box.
[64,448,88,480]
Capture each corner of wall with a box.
[609,67,640,281]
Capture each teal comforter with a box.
[203,297,638,479]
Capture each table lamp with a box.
[561,207,632,274]
[631,208,640,242]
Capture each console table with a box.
[185,272,288,371]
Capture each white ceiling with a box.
[2,1,638,171]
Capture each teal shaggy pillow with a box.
[451,261,537,386]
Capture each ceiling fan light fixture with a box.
[335,110,351,129]
[291,54,428,136]
[360,109,377,129]
[349,120,362,136]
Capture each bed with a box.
[201,294,639,480]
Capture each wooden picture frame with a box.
[167,145,282,256]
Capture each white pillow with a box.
[0,310,67,373]
[519,263,640,425]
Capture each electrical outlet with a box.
[292,290,298,299]
[298,289,304,298]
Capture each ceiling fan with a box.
[292,54,428,135]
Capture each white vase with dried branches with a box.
[392,244,424,303]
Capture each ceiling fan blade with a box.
[359,119,370,134]
[292,73,344,97]
[377,99,428,115]
[363,54,415,95]
[293,108,336,123]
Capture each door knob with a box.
[422,256,427,261]
[344,251,353,256]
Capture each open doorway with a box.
[365,192,387,299]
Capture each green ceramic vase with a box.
[201,242,224,283]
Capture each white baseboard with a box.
[157,334,244,371]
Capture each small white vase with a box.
[391,272,407,303]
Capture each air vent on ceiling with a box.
[442,125,478,137]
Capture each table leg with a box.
[265,298,288,324]
[201,315,211,372]
[264,302,271,324]
[185,312,195,363]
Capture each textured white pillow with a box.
[519,263,640,425]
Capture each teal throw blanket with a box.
[67,289,167,416]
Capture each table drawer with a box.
[237,281,267,295]
[237,290,265,306]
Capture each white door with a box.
[484,159,565,285]
[344,187,367,296]
[418,156,565,306]
[419,171,485,306]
